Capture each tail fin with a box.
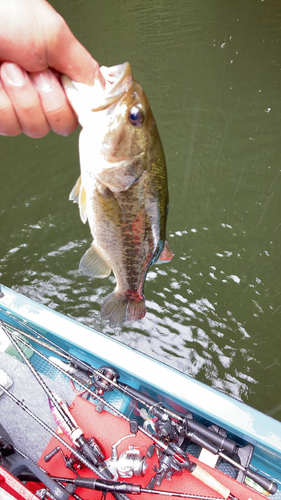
[101,292,146,328]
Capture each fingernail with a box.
[4,63,27,86]
[32,70,53,93]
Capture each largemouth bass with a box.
[62,62,173,327]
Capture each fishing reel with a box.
[105,434,149,481]
[93,366,120,394]
[93,366,120,412]
[154,414,180,443]
[147,442,191,489]
[150,406,192,446]
[44,435,105,475]
[44,446,82,476]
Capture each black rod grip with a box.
[119,383,237,454]
[118,384,159,408]
[74,478,141,495]
[186,420,237,454]
[188,431,219,455]
[246,468,278,494]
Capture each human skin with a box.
[0,0,104,138]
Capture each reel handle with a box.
[44,446,60,463]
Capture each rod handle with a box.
[191,465,230,499]
[246,468,278,495]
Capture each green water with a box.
[0,0,280,419]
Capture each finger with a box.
[1,62,50,138]
[30,69,78,136]
[46,15,105,87]
[0,76,21,136]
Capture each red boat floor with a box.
[34,396,266,500]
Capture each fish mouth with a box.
[91,62,132,111]
[61,62,132,117]
[102,62,132,98]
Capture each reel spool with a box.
[93,366,120,395]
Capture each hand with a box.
[0,0,104,138]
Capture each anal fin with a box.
[79,244,111,278]
[155,240,173,264]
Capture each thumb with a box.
[46,17,105,86]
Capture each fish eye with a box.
[129,106,143,126]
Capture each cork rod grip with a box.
[191,465,230,499]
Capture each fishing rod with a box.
[3,326,265,500]
[4,327,106,465]
[0,382,131,500]
[0,321,258,456]
[0,434,231,500]
[0,435,88,500]
[0,434,232,500]
[1,320,256,492]
[0,429,232,500]
[41,476,237,500]
[0,390,233,500]
[1,322,233,499]
[2,329,131,500]
[0,441,231,500]
[2,319,277,496]
[0,320,245,449]
[0,320,242,450]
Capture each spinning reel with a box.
[105,434,149,481]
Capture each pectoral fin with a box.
[96,154,144,193]
[79,244,111,278]
[69,176,87,224]
[69,176,81,203]
[155,240,173,264]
